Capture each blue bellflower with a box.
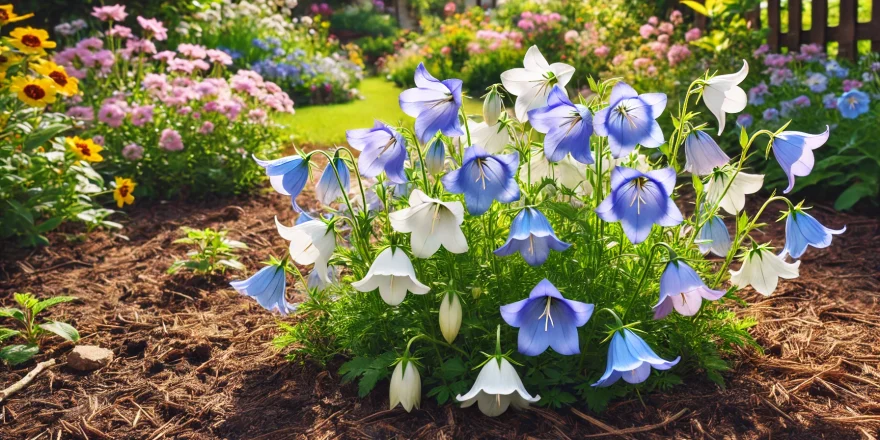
[781,208,845,259]
[500,279,594,356]
[399,63,464,143]
[593,82,667,158]
[230,264,294,315]
[315,156,350,205]
[592,329,680,387]
[698,214,731,257]
[595,166,682,244]
[346,120,408,184]
[494,208,571,266]
[442,145,520,215]
[771,127,829,193]
[837,90,870,119]
[527,85,594,164]
[254,154,310,202]
[653,260,726,319]
[684,130,730,176]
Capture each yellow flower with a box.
[0,5,34,25]
[0,51,22,72]
[32,60,77,96]
[65,136,103,163]
[7,27,55,55]
[113,177,136,208]
[9,75,56,107]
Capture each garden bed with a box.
[1,191,877,439]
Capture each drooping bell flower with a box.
[500,279,593,356]
[441,145,520,215]
[697,215,731,257]
[346,120,408,184]
[780,207,845,259]
[730,243,800,296]
[770,127,829,194]
[424,138,446,174]
[389,359,421,412]
[684,130,730,175]
[704,166,764,215]
[315,156,350,205]
[494,208,571,266]
[230,263,294,315]
[307,265,337,292]
[593,82,667,158]
[399,63,464,143]
[702,60,749,134]
[389,189,468,258]
[653,260,726,319]
[592,329,680,387]
[253,153,310,201]
[352,247,429,306]
[439,292,462,343]
[527,85,594,164]
[595,166,682,244]
[275,216,336,283]
[500,45,575,122]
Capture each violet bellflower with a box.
[494,207,571,266]
[593,82,667,158]
[592,329,680,387]
[683,130,730,176]
[500,279,594,356]
[253,154,310,202]
[399,63,464,143]
[780,208,845,259]
[346,120,408,184]
[653,260,726,319]
[230,263,294,315]
[595,166,682,244]
[698,214,731,257]
[441,145,520,215]
[770,126,829,193]
[315,156,350,205]
[527,85,594,164]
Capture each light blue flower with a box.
[762,108,779,121]
[736,114,753,128]
[683,130,730,176]
[653,260,725,319]
[824,60,849,78]
[698,214,731,257]
[803,72,828,93]
[771,127,829,193]
[837,90,870,119]
[253,154,310,201]
[494,207,571,266]
[595,166,682,244]
[346,120,407,184]
[315,156,350,205]
[399,63,464,143]
[592,329,680,387]
[230,264,294,315]
[527,85,594,164]
[781,208,845,259]
[441,145,520,215]
[593,82,666,158]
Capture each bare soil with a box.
[1,190,878,440]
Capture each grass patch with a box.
[275,77,482,148]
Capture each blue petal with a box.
[623,329,679,369]
[684,131,730,176]
[698,215,731,257]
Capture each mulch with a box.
[1,188,878,440]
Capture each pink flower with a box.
[206,49,233,65]
[564,30,579,44]
[122,144,144,161]
[199,121,215,134]
[658,22,674,34]
[634,57,653,69]
[137,16,168,41]
[91,5,127,22]
[76,37,104,52]
[647,66,658,76]
[648,16,659,26]
[440,46,451,56]
[168,58,195,74]
[159,128,184,151]
[753,44,770,57]
[92,135,105,146]
[108,25,132,39]
[153,51,176,63]
[593,45,610,57]
[842,79,863,92]
[517,19,535,31]
[177,44,207,59]
[98,102,126,128]
[248,108,267,123]
[667,44,691,66]
[639,24,656,39]
[130,105,154,127]
[66,106,94,121]
[192,59,211,71]
[685,28,701,42]
[657,34,669,44]
[443,2,456,15]
[142,73,169,91]
[612,54,627,65]
[670,10,683,25]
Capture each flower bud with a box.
[424,138,446,174]
[482,89,502,125]
[439,291,462,343]
[389,360,421,412]
[471,286,482,299]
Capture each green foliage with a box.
[0,293,78,366]
[167,227,248,275]
[330,3,398,38]
[338,352,397,397]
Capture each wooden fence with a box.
[766,0,880,59]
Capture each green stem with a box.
[622,242,675,321]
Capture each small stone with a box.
[67,345,114,371]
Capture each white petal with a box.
[500,68,543,96]
[522,45,550,73]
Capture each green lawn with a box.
[275,77,482,148]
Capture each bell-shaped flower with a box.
[352,247,430,306]
[230,263,294,315]
[500,279,593,356]
[442,145,520,215]
[466,118,512,154]
[592,329,680,387]
[520,152,588,194]
[494,208,571,266]
[500,45,575,122]
[456,357,540,416]
[684,130,730,175]
[527,85,594,164]
[389,189,468,258]
[702,60,748,135]
[399,63,464,143]
[254,154,310,201]
[424,138,446,174]
[698,214,731,257]
[780,208,845,259]
[653,261,726,319]
[439,292,462,343]
[389,360,421,412]
[730,243,800,296]
[595,166,682,244]
[593,82,667,158]
[483,87,503,125]
[315,156,350,205]
[771,127,829,194]
[704,167,764,215]
[275,216,336,283]
[307,265,337,292]
[346,120,408,184]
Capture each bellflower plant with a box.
[315,155,350,205]
[442,145,520,216]
[500,279,593,355]
[399,63,464,143]
[770,127,829,194]
[595,167,682,244]
[494,208,570,266]
[254,154,311,201]
[593,82,666,158]
[346,121,408,184]
[501,45,575,122]
[592,329,680,387]
[697,215,732,257]
[653,260,726,319]
[230,261,294,315]
[780,206,845,259]
[528,86,594,164]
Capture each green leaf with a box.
[0,328,21,342]
[14,293,37,309]
[23,123,70,150]
[834,183,875,211]
[0,308,26,322]
[681,0,708,16]
[35,217,63,234]
[438,358,466,380]
[39,321,80,342]
[32,296,77,315]
[0,344,39,366]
